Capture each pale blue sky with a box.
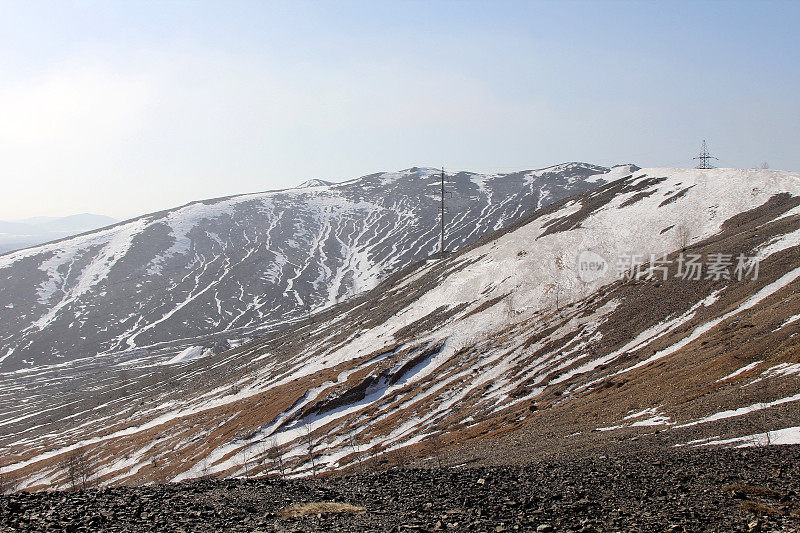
[1,0,798,220]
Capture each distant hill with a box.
[0,213,117,253]
[17,213,118,234]
[296,178,335,188]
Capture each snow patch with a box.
[697,426,800,448]
[676,392,800,428]
[757,227,800,260]
[162,346,210,365]
[716,361,763,383]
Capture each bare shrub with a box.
[301,424,318,478]
[427,433,444,469]
[364,444,383,471]
[63,447,93,490]
[240,446,251,478]
[544,281,563,311]
[674,224,691,251]
[198,456,211,479]
[750,402,772,448]
[264,436,287,478]
[149,457,170,484]
[344,419,363,473]
[389,447,410,469]
[0,467,8,495]
[751,382,773,448]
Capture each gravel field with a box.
[2,446,799,532]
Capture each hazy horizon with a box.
[2,0,799,220]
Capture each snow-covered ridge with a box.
[296,179,334,188]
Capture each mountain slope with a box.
[0,163,627,371]
[2,166,799,491]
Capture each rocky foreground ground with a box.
[2,446,799,532]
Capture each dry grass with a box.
[740,500,782,516]
[723,483,782,499]
[725,484,787,517]
[278,502,366,519]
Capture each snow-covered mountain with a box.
[3,166,799,491]
[0,163,628,371]
[296,179,334,188]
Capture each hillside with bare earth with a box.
[2,166,799,504]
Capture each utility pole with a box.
[440,167,445,256]
[693,140,718,169]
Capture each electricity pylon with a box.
[693,140,718,169]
